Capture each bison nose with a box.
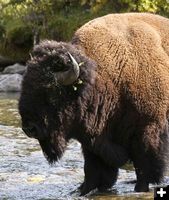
[22,124,38,138]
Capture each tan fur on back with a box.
[74,13,169,124]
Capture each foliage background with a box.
[0,0,169,61]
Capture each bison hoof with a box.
[79,182,112,196]
[98,186,111,193]
[79,182,97,196]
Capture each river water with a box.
[0,93,168,200]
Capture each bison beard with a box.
[38,134,67,164]
[39,139,59,163]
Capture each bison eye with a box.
[44,116,49,127]
[51,60,69,72]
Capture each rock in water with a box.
[0,74,22,92]
[3,63,27,75]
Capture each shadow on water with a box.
[0,93,168,200]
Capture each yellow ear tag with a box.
[78,79,83,84]
[73,86,77,91]
[78,62,84,67]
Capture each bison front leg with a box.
[80,147,118,196]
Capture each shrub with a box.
[0,24,5,40]
[6,25,33,48]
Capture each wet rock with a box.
[0,74,22,92]
[3,63,27,75]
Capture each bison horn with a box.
[54,52,80,85]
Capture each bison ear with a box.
[53,52,80,85]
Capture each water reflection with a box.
[0,95,168,200]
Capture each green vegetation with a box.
[0,0,169,61]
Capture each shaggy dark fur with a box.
[19,40,169,195]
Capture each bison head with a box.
[19,40,96,163]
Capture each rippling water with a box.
[0,93,168,200]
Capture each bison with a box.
[19,13,169,195]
